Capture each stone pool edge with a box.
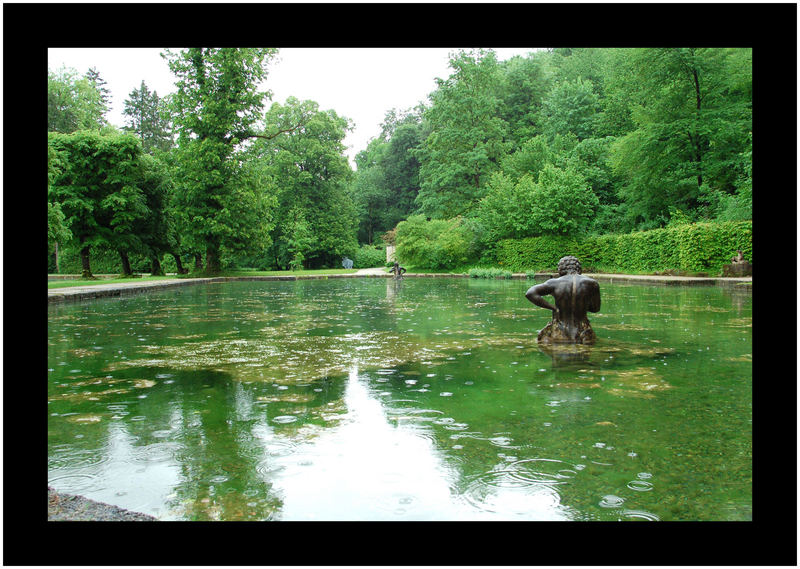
[47,272,751,304]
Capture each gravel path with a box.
[48,487,156,521]
[354,267,389,275]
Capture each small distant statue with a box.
[390,261,406,280]
[722,249,752,277]
[342,257,354,269]
[525,255,601,344]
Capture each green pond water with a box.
[47,278,752,521]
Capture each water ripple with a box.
[48,472,101,493]
[506,458,578,485]
[599,494,626,508]
[132,442,182,463]
[626,480,654,492]
[462,467,566,519]
[619,509,660,521]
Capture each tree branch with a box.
[237,121,306,142]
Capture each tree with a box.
[48,67,105,133]
[529,164,599,235]
[133,153,176,275]
[84,67,111,125]
[48,144,71,272]
[48,131,148,277]
[415,49,509,218]
[478,164,598,241]
[256,97,357,269]
[498,135,553,182]
[123,80,173,153]
[350,108,424,244]
[476,172,539,243]
[285,207,314,270]
[496,53,552,145]
[608,48,751,228]
[539,78,601,142]
[164,47,281,273]
[351,139,390,244]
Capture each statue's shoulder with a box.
[580,275,600,288]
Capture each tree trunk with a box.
[206,245,221,274]
[54,242,60,274]
[173,253,188,274]
[80,245,93,279]
[119,250,133,276]
[194,253,203,271]
[150,255,165,276]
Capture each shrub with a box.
[468,267,512,279]
[354,243,386,268]
[395,215,477,269]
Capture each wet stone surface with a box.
[48,486,156,521]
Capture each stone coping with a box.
[48,272,752,304]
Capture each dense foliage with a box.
[496,220,752,275]
[394,215,477,270]
[48,47,751,276]
[363,48,751,270]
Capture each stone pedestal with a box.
[722,261,752,277]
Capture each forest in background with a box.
[47,48,752,276]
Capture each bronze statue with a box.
[390,262,406,280]
[525,256,600,344]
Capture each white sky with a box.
[47,47,540,168]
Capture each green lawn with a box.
[225,268,360,277]
[47,268,365,289]
[47,275,182,289]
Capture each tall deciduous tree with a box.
[415,49,509,218]
[163,47,281,273]
[255,97,357,269]
[539,78,601,142]
[608,48,751,228]
[496,53,552,146]
[48,67,106,133]
[48,131,148,277]
[350,107,424,244]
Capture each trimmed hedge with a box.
[497,221,752,274]
[496,235,581,272]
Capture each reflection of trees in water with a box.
[49,279,752,520]
[720,284,752,314]
[155,368,348,520]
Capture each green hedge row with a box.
[497,221,752,274]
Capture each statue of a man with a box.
[525,255,601,344]
[390,261,406,280]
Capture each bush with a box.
[395,215,477,270]
[468,267,512,279]
[354,243,386,268]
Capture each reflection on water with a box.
[48,279,752,521]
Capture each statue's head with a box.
[557,255,582,276]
